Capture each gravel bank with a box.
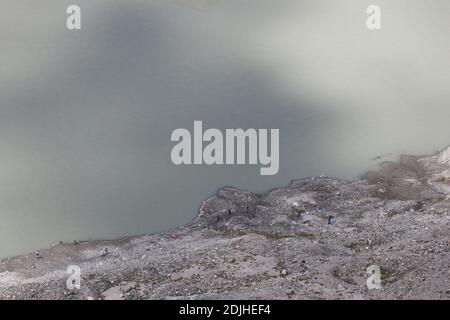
[1,148,449,300]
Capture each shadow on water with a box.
[3,1,450,257]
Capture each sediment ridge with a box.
[1,147,449,299]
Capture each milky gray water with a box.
[1,0,450,258]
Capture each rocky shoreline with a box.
[0,148,449,300]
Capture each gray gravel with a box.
[1,147,449,300]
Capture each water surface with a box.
[1,0,450,257]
